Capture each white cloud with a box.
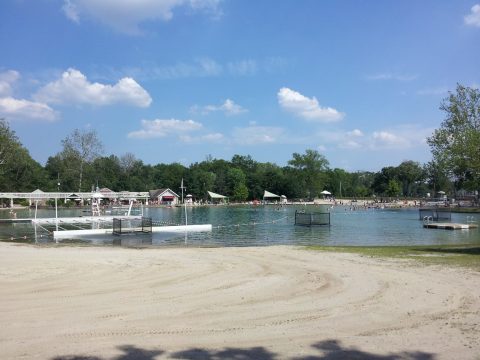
[277,87,344,122]
[365,73,417,82]
[94,57,284,81]
[314,125,431,151]
[192,99,247,116]
[347,129,364,137]
[0,97,58,122]
[371,131,409,148]
[368,125,433,150]
[465,4,480,27]
[179,132,224,143]
[62,0,222,34]
[34,68,151,107]
[417,86,449,96]
[0,70,20,97]
[130,58,223,80]
[227,60,257,76]
[128,119,202,139]
[232,126,285,145]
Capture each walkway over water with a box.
[0,191,149,203]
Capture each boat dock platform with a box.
[423,222,478,230]
[53,224,212,239]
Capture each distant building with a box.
[149,188,180,205]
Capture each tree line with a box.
[0,84,478,202]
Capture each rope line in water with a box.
[213,215,290,229]
[151,215,291,229]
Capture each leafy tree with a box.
[386,179,401,197]
[59,129,104,192]
[287,149,329,199]
[396,160,425,197]
[186,167,216,201]
[427,84,480,195]
[372,166,398,196]
[90,155,123,191]
[227,168,248,201]
[424,160,451,196]
[326,168,351,197]
[0,118,16,166]
[0,119,48,192]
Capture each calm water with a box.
[1,205,479,247]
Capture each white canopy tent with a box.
[207,191,228,203]
[263,190,280,199]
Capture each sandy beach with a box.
[0,243,479,359]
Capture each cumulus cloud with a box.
[192,99,247,116]
[0,70,20,96]
[347,129,364,137]
[232,126,285,145]
[371,131,410,148]
[34,68,151,107]
[0,70,58,121]
[62,0,222,34]
[465,4,480,27]
[367,125,433,150]
[0,97,58,122]
[277,87,344,122]
[128,119,202,139]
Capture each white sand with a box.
[0,243,479,359]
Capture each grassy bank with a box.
[306,245,480,271]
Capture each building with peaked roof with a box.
[207,191,228,204]
[263,190,287,204]
[149,188,180,205]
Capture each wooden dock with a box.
[423,222,478,230]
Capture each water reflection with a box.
[0,205,479,247]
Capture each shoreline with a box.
[1,242,479,359]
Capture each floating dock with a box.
[31,215,141,225]
[53,224,212,239]
[423,222,478,230]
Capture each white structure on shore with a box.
[0,190,150,207]
[263,190,287,204]
[149,189,180,205]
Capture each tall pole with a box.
[180,178,188,245]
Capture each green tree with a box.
[0,119,48,192]
[227,168,248,201]
[287,149,329,200]
[396,160,425,197]
[386,179,401,197]
[427,84,480,195]
[59,129,104,192]
[372,166,398,196]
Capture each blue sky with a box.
[1,0,479,171]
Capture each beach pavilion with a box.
[263,190,286,204]
[207,191,228,204]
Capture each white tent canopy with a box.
[263,190,280,199]
[208,191,227,199]
[320,190,332,195]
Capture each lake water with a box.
[1,205,479,247]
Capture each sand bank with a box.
[0,243,478,359]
